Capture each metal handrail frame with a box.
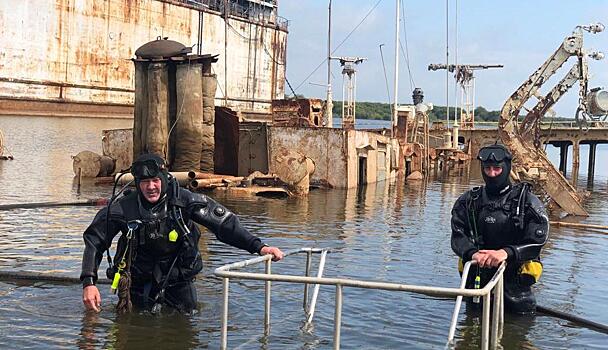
[214,248,505,350]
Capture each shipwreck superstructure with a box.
[0,0,287,119]
[499,23,607,216]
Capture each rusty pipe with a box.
[190,177,244,188]
[187,171,237,180]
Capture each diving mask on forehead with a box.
[477,145,512,163]
[131,158,167,179]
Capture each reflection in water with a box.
[454,309,537,350]
[78,310,203,349]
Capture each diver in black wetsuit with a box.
[451,144,549,314]
[80,154,284,314]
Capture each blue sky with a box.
[279,1,608,118]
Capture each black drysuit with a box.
[80,187,265,312]
[451,183,549,313]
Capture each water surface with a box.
[1,115,607,349]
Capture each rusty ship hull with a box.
[0,0,287,119]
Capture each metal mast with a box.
[337,57,366,129]
[392,0,400,137]
[428,64,503,129]
[325,0,333,127]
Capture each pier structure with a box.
[449,125,608,187]
[545,132,605,186]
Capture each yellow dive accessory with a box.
[111,272,121,293]
[472,275,481,304]
[110,261,127,294]
[168,229,178,242]
[519,260,543,285]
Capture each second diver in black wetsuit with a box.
[451,144,549,314]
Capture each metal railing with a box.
[214,248,505,350]
[177,0,289,30]
[458,120,608,129]
[447,260,505,349]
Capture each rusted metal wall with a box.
[0,0,286,115]
[267,127,399,188]
[271,99,323,127]
[346,130,399,187]
[215,107,240,175]
[238,122,269,176]
[102,128,133,173]
[268,127,348,188]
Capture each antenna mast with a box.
[428,64,503,129]
[335,57,367,129]
[325,0,333,127]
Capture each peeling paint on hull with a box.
[0,0,287,117]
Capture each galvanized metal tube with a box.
[221,277,229,350]
[391,0,400,136]
[333,284,343,350]
[264,258,272,336]
[491,275,501,348]
[306,250,328,323]
[447,261,472,342]
[304,249,312,312]
[214,249,506,347]
[498,275,504,338]
[215,264,505,299]
[214,270,500,298]
[481,292,491,350]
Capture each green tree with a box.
[330,100,509,122]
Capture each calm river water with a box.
[0,115,607,349]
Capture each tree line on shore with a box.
[331,101,501,121]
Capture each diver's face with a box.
[139,177,162,203]
[483,165,503,178]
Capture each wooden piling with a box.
[571,141,580,187]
